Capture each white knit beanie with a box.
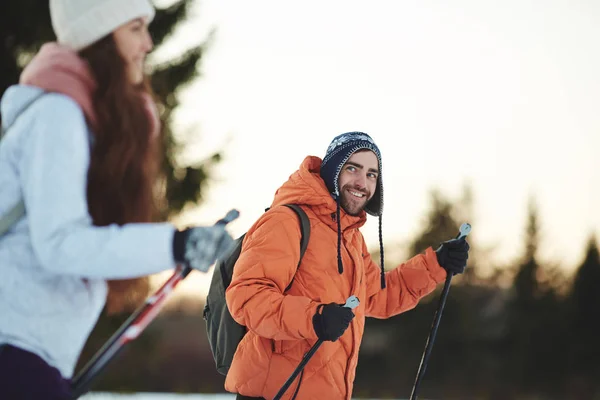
[50,0,156,51]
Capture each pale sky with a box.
[151,0,600,296]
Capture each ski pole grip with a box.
[456,222,471,240]
[344,295,360,310]
[216,209,240,226]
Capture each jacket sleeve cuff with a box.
[303,301,321,340]
[172,228,189,264]
[425,247,447,283]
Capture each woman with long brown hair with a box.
[0,0,235,398]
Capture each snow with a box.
[82,393,392,399]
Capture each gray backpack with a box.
[0,92,47,236]
[203,204,311,376]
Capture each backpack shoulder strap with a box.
[281,204,311,293]
[283,204,311,264]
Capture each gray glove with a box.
[173,224,235,272]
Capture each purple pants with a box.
[0,344,72,399]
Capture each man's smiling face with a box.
[338,150,379,216]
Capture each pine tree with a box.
[566,235,600,396]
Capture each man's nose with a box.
[354,174,367,189]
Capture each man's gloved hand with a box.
[312,303,355,342]
[435,237,470,275]
[173,225,235,272]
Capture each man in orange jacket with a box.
[225,131,470,400]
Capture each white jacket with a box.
[0,85,177,378]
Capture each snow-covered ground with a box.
[82,393,390,400]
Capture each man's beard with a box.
[339,184,371,216]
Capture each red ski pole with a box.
[70,209,239,399]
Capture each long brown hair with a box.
[79,34,162,315]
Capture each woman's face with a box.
[113,17,153,84]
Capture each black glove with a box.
[173,225,235,272]
[312,303,355,342]
[435,237,470,275]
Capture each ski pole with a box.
[70,209,240,399]
[409,222,471,400]
[273,295,360,400]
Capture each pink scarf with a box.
[20,42,160,136]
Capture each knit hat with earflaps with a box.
[320,131,386,289]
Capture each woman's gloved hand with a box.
[173,225,235,272]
